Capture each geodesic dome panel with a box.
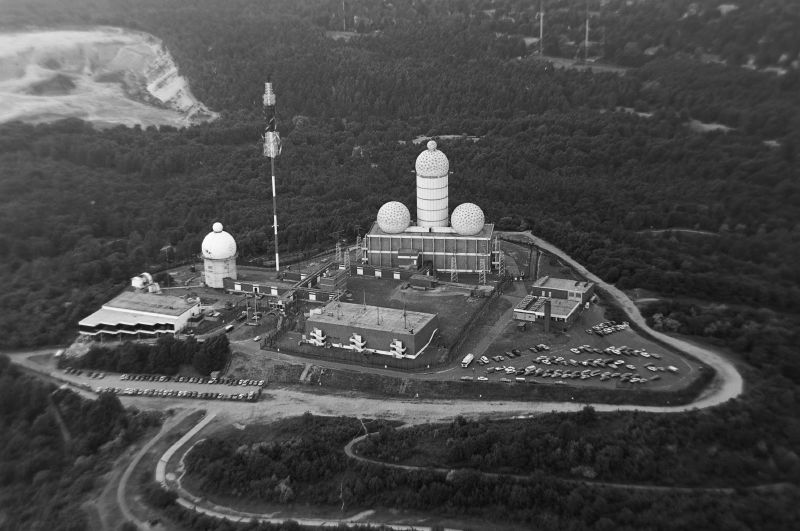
[415,140,449,177]
[377,201,411,234]
[450,203,485,236]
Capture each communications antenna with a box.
[538,0,545,56]
[499,250,507,279]
[263,82,282,271]
[479,258,487,285]
[584,0,590,63]
[450,255,458,283]
[335,240,342,264]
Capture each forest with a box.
[64,334,231,376]
[180,413,798,530]
[0,354,161,530]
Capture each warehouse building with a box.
[303,301,439,358]
[78,291,201,339]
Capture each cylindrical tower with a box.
[415,140,449,228]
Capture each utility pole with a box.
[263,82,282,271]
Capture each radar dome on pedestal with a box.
[451,203,485,236]
[202,222,238,289]
[377,201,411,234]
[415,140,450,177]
[202,223,237,259]
[416,140,450,228]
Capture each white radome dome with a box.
[415,140,449,177]
[377,201,411,234]
[202,222,237,259]
[451,203,485,236]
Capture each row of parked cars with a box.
[120,373,264,387]
[95,386,260,401]
[479,344,551,365]
[587,321,629,336]
[63,367,105,378]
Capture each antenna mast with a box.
[539,0,545,56]
[263,82,282,272]
[585,0,589,63]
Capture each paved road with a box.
[343,431,793,494]
[117,407,195,529]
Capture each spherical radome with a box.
[451,203,485,236]
[202,223,237,259]
[415,140,449,177]
[377,201,411,234]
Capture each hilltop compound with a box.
[364,141,496,273]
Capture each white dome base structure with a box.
[201,222,238,288]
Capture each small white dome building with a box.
[450,203,485,236]
[377,201,411,233]
[202,222,238,288]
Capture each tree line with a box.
[0,354,161,530]
[65,334,231,376]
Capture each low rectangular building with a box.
[304,301,439,358]
[78,291,201,339]
[532,276,595,304]
[365,222,494,273]
[513,295,583,327]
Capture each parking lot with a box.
[60,367,264,402]
[457,301,698,391]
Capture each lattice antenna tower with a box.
[499,250,507,279]
[355,234,363,262]
[335,240,342,264]
[450,255,458,283]
[479,258,487,285]
[343,248,351,275]
[263,82,282,271]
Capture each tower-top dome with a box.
[415,140,449,177]
[377,201,411,234]
[451,203,485,236]
[202,222,237,260]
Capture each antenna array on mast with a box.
[263,82,282,272]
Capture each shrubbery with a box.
[66,334,231,376]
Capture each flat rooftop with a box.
[234,266,300,288]
[106,291,198,316]
[367,221,495,239]
[307,302,437,335]
[534,276,594,293]
[515,296,579,317]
